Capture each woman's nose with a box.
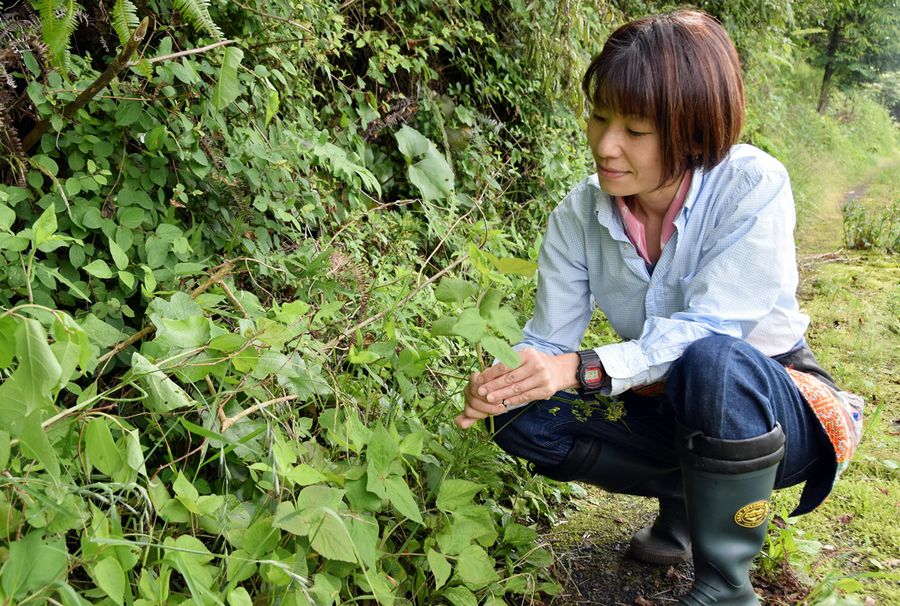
[594,127,622,158]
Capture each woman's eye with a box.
[591,114,607,122]
[627,129,648,136]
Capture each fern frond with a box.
[37,0,80,71]
[172,0,224,42]
[111,0,140,47]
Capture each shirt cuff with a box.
[596,341,652,395]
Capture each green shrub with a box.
[843,198,900,253]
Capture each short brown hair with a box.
[582,10,744,186]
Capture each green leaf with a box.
[84,259,114,279]
[451,308,487,342]
[427,549,451,590]
[119,270,135,289]
[0,316,16,368]
[85,418,124,478]
[480,335,520,369]
[228,587,253,606]
[366,424,398,476]
[435,278,478,304]
[0,430,9,470]
[94,556,126,605]
[32,204,57,246]
[408,154,454,201]
[503,523,537,546]
[35,264,91,301]
[264,89,280,126]
[437,505,497,555]
[109,237,130,271]
[385,475,423,524]
[16,413,60,479]
[1,531,68,599]
[348,344,381,364]
[436,479,482,513]
[212,47,244,110]
[111,0,139,46]
[456,544,500,589]
[131,353,195,412]
[115,101,143,126]
[487,307,523,343]
[346,515,379,569]
[442,586,478,606]
[310,509,356,563]
[0,203,15,232]
[494,256,538,277]
[13,318,62,416]
[208,333,247,352]
[395,125,455,200]
[173,471,200,503]
[430,315,457,336]
[478,288,502,317]
[395,125,431,158]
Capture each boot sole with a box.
[629,539,692,565]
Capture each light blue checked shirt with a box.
[519,144,810,395]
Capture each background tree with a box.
[795,0,900,114]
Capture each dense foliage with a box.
[0,1,896,604]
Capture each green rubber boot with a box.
[536,438,691,564]
[677,424,785,605]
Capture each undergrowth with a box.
[0,1,897,605]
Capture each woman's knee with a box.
[667,335,778,439]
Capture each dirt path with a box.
[545,491,693,605]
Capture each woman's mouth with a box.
[597,166,629,178]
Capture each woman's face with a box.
[587,106,678,209]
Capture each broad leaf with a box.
[442,586,478,606]
[408,154,454,201]
[434,278,478,304]
[436,479,482,513]
[479,335,521,369]
[385,475,423,524]
[84,418,124,478]
[310,509,356,563]
[212,47,244,110]
[427,549,451,590]
[14,318,62,416]
[395,125,431,158]
[456,544,499,589]
[494,256,538,277]
[32,204,57,246]
[487,307,523,343]
[1,531,67,599]
[451,308,487,342]
[94,556,126,605]
[131,353,194,412]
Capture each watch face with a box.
[582,365,604,387]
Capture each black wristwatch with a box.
[576,349,611,395]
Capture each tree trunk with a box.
[817,20,843,115]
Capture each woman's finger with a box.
[482,373,548,404]
[455,414,478,430]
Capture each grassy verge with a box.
[767,162,900,605]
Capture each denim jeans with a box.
[491,335,833,492]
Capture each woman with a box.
[455,10,863,606]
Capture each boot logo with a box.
[734,500,770,528]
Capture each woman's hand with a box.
[454,349,580,429]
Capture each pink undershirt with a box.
[615,171,692,265]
